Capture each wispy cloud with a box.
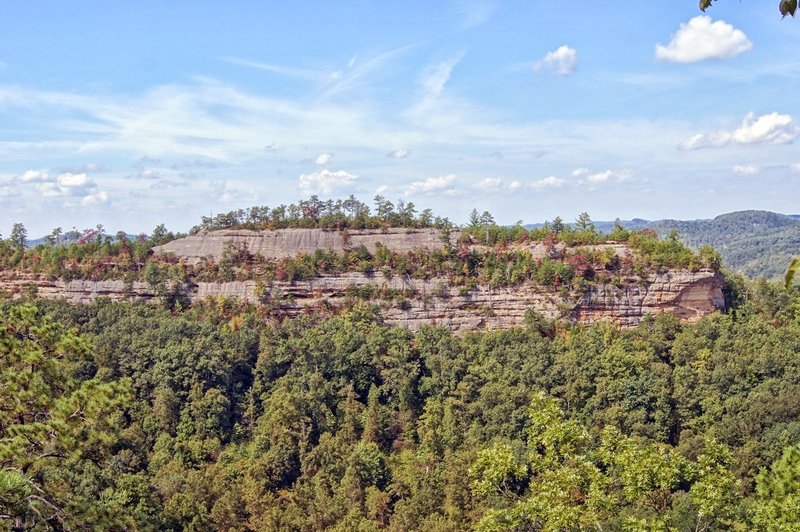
[222,56,328,82]
[420,53,465,98]
[656,16,751,63]
[386,148,411,159]
[320,45,415,99]
[170,159,216,170]
[451,0,499,29]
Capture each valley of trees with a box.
[1,274,800,529]
[1,197,798,530]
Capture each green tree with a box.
[551,216,565,234]
[575,212,594,232]
[0,305,131,529]
[752,444,800,529]
[468,208,481,228]
[44,227,63,246]
[9,223,27,249]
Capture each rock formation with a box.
[0,228,726,332]
[0,270,725,333]
[154,227,456,262]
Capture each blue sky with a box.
[1,1,799,236]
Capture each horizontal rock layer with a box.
[0,269,725,332]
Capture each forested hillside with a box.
[2,274,800,529]
[2,198,798,529]
[590,211,800,280]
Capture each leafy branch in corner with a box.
[699,0,797,18]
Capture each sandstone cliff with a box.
[0,228,726,331]
[154,227,458,262]
[0,268,725,332]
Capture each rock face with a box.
[1,228,726,331]
[154,228,457,262]
[0,269,725,332]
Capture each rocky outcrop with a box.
[0,228,725,331]
[0,269,725,332]
[574,270,725,327]
[154,228,457,262]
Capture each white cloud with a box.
[474,177,524,192]
[573,169,632,184]
[791,164,800,173]
[36,183,63,197]
[656,16,752,63]
[405,174,457,195]
[534,45,578,76]
[571,167,589,177]
[58,173,91,188]
[732,113,796,144]
[314,153,334,166]
[387,148,411,159]
[475,177,502,190]
[732,164,760,176]
[587,170,614,183]
[531,176,564,189]
[679,112,797,150]
[32,172,97,198]
[678,132,727,150]
[298,169,359,195]
[18,170,49,183]
[81,190,110,206]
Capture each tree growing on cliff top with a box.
[9,223,27,250]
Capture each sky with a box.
[1,1,799,236]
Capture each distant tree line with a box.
[190,195,450,233]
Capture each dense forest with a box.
[1,198,799,530]
[1,272,800,530]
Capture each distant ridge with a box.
[528,210,800,279]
